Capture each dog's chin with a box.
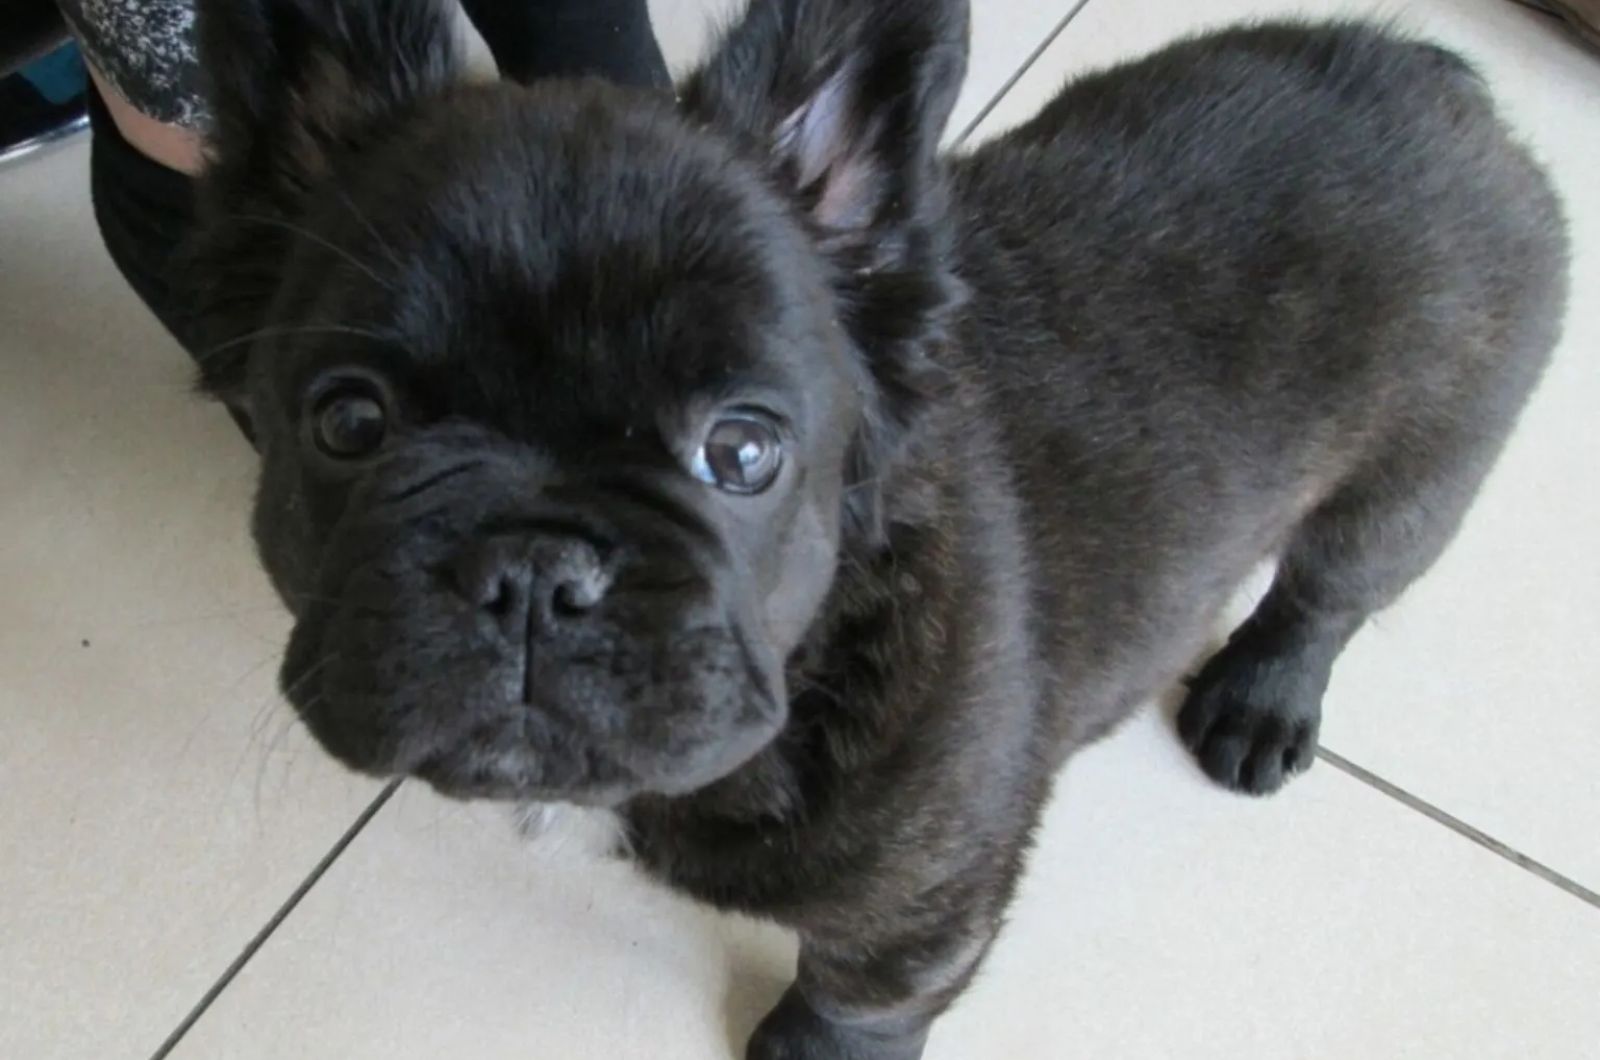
[281,611,790,806]
[408,699,785,806]
[297,688,789,806]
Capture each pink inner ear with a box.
[815,156,881,230]
[775,65,883,230]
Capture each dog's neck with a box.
[632,379,985,824]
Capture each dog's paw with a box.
[747,988,929,1060]
[1177,647,1322,796]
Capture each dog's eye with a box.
[312,383,388,459]
[692,414,783,495]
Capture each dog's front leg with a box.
[747,925,994,1060]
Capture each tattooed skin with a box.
[59,0,210,128]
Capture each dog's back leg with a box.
[1176,410,1532,796]
[1166,25,1571,797]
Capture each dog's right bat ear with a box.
[681,0,971,546]
[197,0,461,199]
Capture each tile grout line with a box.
[132,754,1592,1055]
[1316,747,1600,911]
[952,0,1095,148]
[147,778,405,1060]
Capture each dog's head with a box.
[189,0,967,804]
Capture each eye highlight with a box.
[309,377,390,460]
[692,413,784,495]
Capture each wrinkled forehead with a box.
[275,83,843,443]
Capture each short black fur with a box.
[188,3,1568,1057]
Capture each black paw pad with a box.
[747,987,930,1060]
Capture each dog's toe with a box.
[1179,654,1320,796]
[747,987,929,1060]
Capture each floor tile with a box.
[168,713,1600,1059]
[167,786,796,1060]
[958,0,1600,888]
[0,145,386,1059]
[941,713,1600,1060]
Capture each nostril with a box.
[467,568,527,621]
[483,576,517,618]
[452,535,611,627]
[450,539,533,623]
[552,570,607,616]
[552,584,585,618]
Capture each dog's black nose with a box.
[451,535,611,629]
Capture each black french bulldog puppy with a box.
[186,1,1568,1057]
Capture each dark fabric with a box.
[86,83,256,440]
[1,58,86,153]
[57,0,207,127]
[459,0,671,89]
[87,83,201,351]
[0,0,68,79]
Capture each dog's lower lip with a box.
[412,752,631,807]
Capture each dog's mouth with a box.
[265,432,802,805]
[281,600,788,805]
[405,688,784,806]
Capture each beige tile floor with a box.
[0,0,1595,1057]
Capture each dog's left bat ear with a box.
[683,0,971,544]
[186,0,463,409]
[198,0,462,199]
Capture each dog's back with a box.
[945,22,1569,755]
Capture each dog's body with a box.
[188,2,1566,1057]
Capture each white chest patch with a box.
[511,803,632,860]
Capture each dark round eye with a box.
[692,414,783,494]
[312,383,388,459]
